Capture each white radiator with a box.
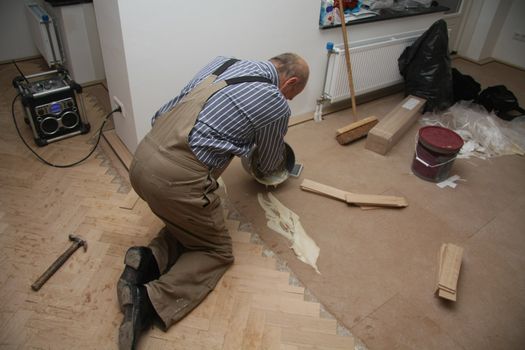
[323,30,424,103]
[25,3,63,67]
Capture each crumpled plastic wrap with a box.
[420,101,525,159]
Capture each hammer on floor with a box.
[31,234,87,291]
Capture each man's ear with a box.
[284,77,299,88]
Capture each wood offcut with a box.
[300,179,408,208]
[436,243,464,301]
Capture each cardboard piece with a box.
[336,116,379,145]
[365,95,426,155]
[435,243,464,301]
[300,179,408,208]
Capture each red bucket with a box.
[411,126,464,182]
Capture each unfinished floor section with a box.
[222,58,525,350]
[0,59,358,349]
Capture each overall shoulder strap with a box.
[224,76,272,85]
[212,58,240,76]
[212,58,273,85]
[198,59,275,103]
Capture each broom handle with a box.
[338,1,358,120]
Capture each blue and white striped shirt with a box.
[152,56,290,175]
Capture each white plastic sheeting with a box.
[420,101,525,159]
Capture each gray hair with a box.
[270,53,309,85]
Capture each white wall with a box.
[94,0,445,152]
[458,0,502,61]
[492,1,525,68]
[0,0,39,62]
[45,3,106,84]
[457,0,524,69]
[92,0,139,152]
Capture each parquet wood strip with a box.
[0,59,358,350]
[281,328,355,349]
[222,292,253,350]
[261,325,282,350]
[264,310,338,335]
[241,308,266,349]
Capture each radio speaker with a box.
[13,68,90,146]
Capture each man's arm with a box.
[253,116,289,175]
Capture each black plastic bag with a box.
[476,85,525,121]
[398,19,453,112]
[452,68,481,102]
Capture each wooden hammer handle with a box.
[31,243,82,291]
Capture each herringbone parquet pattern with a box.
[0,60,358,349]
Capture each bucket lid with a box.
[418,126,464,154]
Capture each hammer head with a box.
[68,234,87,251]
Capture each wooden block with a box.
[344,193,408,208]
[335,116,379,145]
[438,243,463,292]
[435,243,463,302]
[365,95,426,155]
[438,288,457,301]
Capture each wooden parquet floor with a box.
[0,59,358,349]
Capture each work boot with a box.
[117,247,160,312]
[118,284,157,350]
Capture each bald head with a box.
[270,53,309,100]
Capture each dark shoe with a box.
[118,284,157,350]
[117,247,160,312]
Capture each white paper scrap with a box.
[402,98,420,110]
[437,175,463,189]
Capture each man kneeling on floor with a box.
[116,53,309,349]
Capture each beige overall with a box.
[129,61,265,328]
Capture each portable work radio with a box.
[12,68,90,146]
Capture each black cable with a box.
[12,60,30,85]
[11,93,122,168]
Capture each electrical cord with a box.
[11,93,122,168]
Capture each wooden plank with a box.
[300,179,347,202]
[301,179,408,208]
[335,116,378,145]
[345,193,408,208]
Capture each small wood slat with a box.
[436,243,464,301]
[301,179,408,208]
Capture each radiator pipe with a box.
[314,42,336,123]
